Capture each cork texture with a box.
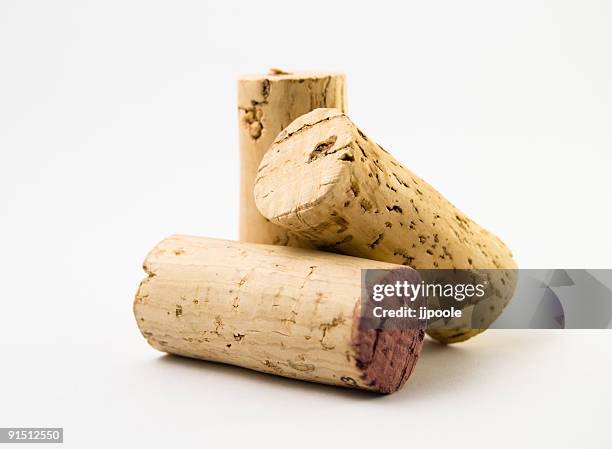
[239,71,347,246]
[134,235,423,393]
[254,109,517,343]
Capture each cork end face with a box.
[254,108,356,228]
[353,328,424,394]
[272,108,345,142]
[352,268,426,394]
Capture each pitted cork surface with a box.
[254,108,518,343]
[238,71,347,246]
[134,235,423,393]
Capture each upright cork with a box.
[254,109,518,344]
[238,70,346,245]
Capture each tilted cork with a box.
[254,109,517,343]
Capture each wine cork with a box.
[254,109,517,343]
[134,235,423,393]
[238,70,346,246]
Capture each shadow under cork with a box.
[154,353,382,401]
[391,330,557,402]
[152,330,555,401]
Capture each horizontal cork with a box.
[254,109,517,343]
[134,235,424,393]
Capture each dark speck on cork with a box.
[261,79,270,98]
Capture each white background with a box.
[1,1,611,448]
